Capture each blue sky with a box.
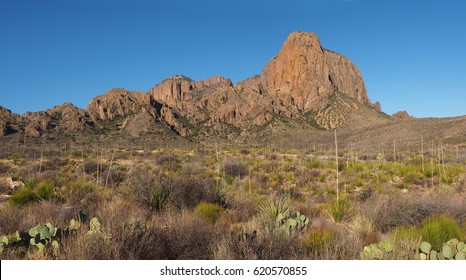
[0,0,465,117]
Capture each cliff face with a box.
[86,88,158,122]
[261,31,368,111]
[0,106,22,136]
[1,31,382,138]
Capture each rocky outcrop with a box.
[392,111,412,120]
[261,31,368,112]
[0,106,22,136]
[1,31,382,139]
[22,103,92,137]
[87,88,158,122]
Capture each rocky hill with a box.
[1,31,464,148]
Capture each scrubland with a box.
[0,142,465,260]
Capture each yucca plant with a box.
[259,197,293,221]
[327,195,351,223]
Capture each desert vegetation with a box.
[0,139,465,260]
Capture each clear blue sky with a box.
[1,0,465,117]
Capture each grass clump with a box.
[194,202,224,224]
[10,179,59,206]
[304,227,334,253]
[421,215,462,251]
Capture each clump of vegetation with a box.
[194,202,224,224]
[327,195,352,223]
[10,180,60,206]
[416,239,466,260]
[223,160,247,178]
[1,143,466,260]
[421,215,462,251]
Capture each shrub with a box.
[10,179,60,206]
[223,160,247,178]
[367,192,466,233]
[127,171,172,212]
[214,225,303,260]
[70,150,83,158]
[11,187,39,206]
[0,162,11,174]
[239,149,250,155]
[101,169,123,187]
[421,215,462,251]
[305,160,321,169]
[156,211,215,259]
[386,226,422,259]
[35,180,57,200]
[155,153,179,166]
[368,194,432,233]
[304,227,334,253]
[403,171,424,186]
[60,179,96,205]
[83,161,99,174]
[194,202,224,224]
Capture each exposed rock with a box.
[0,177,23,193]
[87,88,158,122]
[374,101,382,112]
[259,31,370,127]
[122,111,157,138]
[1,31,381,139]
[0,106,22,136]
[392,111,412,120]
[22,103,92,137]
[47,103,93,133]
[261,31,368,112]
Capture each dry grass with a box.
[1,144,465,260]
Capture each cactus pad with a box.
[420,241,431,254]
[442,244,453,259]
[455,251,465,260]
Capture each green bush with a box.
[10,179,58,206]
[36,180,56,200]
[11,187,39,206]
[421,215,461,251]
[305,160,321,169]
[194,202,224,224]
[304,227,334,252]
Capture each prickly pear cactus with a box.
[275,211,309,233]
[68,219,80,231]
[415,239,466,260]
[87,217,111,242]
[420,241,432,254]
[360,240,394,260]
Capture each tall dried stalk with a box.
[21,128,27,157]
[38,137,45,174]
[105,149,116,188]
[334,129,339,201]
[421,136,424,174]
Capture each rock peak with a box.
[286,31,322,46]
[261,31,368,116]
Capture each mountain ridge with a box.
[1,31,464,148]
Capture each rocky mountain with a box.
[392,111,412,120]
[4,31,459,147]
[0,106,23,136]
